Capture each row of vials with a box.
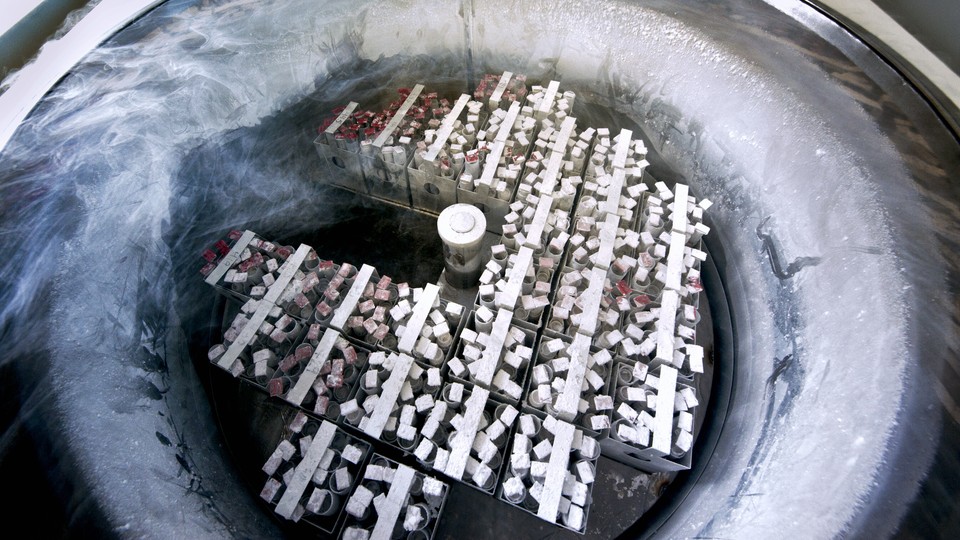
[259,409,450,539]
[199,185,708,532]
[315,72,582,233]
[199,231,603,532]
[206,75,711,533]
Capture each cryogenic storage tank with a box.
[0,0,958,538]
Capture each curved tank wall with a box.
[0,0,957,537]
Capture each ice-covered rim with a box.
[1,0,958,153]
[0,0,161,151]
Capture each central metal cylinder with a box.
[437,204,486,288]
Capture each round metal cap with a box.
[437,204,486,248]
